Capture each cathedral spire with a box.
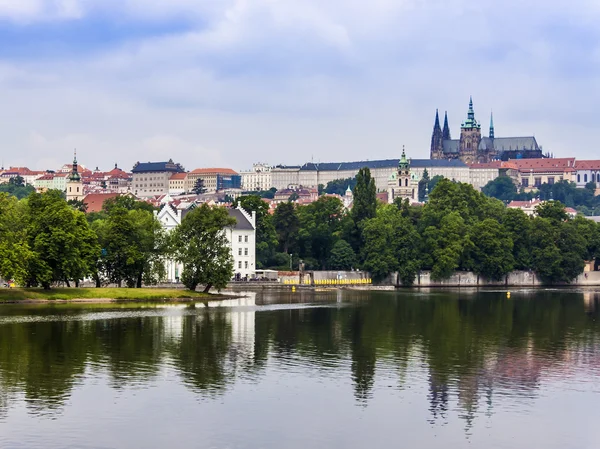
[442,111,451,140]
[489,112,495,139]
[462,96,480,129]
[434,109,441,131]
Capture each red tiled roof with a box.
[83,193,120,213]
[190,168,238,175]
[574,160,600,170]
[510,158,575,170]
[507,200,542,208]
[170,173,187,180]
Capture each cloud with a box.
[0,0,599,171]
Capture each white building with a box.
[156,204,257,282]
[574,160,600,193]
[240,163,272,191]
[268,156,470,192]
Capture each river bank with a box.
[0,288,232,304]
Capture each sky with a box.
[0,0,599,172]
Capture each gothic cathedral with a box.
[430,97,544,164]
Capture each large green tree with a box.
[348,167,377,255]
[170,204,235,292]
[0,193,31,283]
[328,239,357,270]
[25,190,100,288]
[361,205,421,285]
[481,176,518,203]
[273,201,299,254]
[93,205,166,288]
[0,176,35,200]
[467,219,514,281]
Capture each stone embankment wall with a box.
[278,270,369,285]
[391,270,600,287]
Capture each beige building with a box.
[131,160,185,198]
[388,148,419,203]
[240,163,272,191]
[186,168,240,193]
[169,172,188,195]
[65,153,84,202]
[511,158,576,192]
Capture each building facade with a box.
[574,161,600,193]
[430,98,544,164]
[131,160,185,198]
[187,168,241,193]
[240,163,272,191]
[156,204,257,282]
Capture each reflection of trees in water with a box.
[168,311,233,395]
[0,290,599,425]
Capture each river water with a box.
[0,289,599,449]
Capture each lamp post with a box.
[290,253,293,270]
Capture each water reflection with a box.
[0,289,598,430]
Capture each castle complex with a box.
[430,98,544,164]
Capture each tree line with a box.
[238,168,600,285]
[0,191,234,291]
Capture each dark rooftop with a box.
[296,158,467,171]
[132,160,185,173]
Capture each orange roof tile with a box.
[83,193,121,213]
[575,160,600,170]
[190,168,239,175]
[170,173,187,180]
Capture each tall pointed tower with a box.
[430,109,444,159]
[489,112,495,139]
[459,97,482,164]
[442,111,451,140]
[66,150,83,202]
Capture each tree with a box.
[93,205,166,288]
[328,240,357,270]
[288,192,299,201]
[481,176,517,203]
[361,205,421,285]
[535,200,569,223]
[25,190,100,288]
[0,193,31,284]
[192,178,207,195]
[170,204,235,292]
[297,196,346,269]
[322,177,357,196]
[273,202,299,253]
[0,177,35,200]
[67,199,87,213]
[233,195,277,268]
[349,167,376,255]
[422,212,469,281]
[467,219,514,281]
[418,168,430,202]
[503,208,533,270]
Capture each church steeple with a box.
[434,109,441,131]
[489,112,495,139]
[69,149,81,182]
[442,111,451,140]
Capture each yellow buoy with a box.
[506,292,511,299]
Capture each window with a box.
[522,178,529,187]
[547,177,554,185]
[238,235,242,242]
[584,174,588,183]
[534,177,542,187]
[597,174,600,182]
[245,261,248,269]
[578,174,581,183]
[238,248,242,256]
[244,248,248,256]
[238,261,242,269]
[244,235,248,243]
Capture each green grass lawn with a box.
[0,287,213,302]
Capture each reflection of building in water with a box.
[427,372,449,423]
[229,297,256,369]
[583,292,599,313]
